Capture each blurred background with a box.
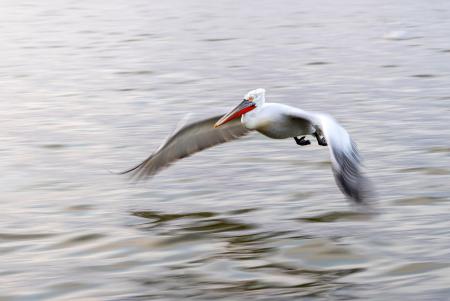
[1,0,449,300]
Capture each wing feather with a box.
[287,110,370,203]
[317,114,370,203]
[120,115,250,180]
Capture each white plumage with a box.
[121,88,370,203]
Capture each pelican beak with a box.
[214,99,256,128]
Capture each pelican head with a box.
[214,88,265,128]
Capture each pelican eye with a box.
[247,97,254,102]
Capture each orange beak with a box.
[214,99,256,128]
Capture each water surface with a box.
[1,0,450,300]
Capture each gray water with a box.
[1,0,450,300]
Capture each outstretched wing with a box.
[120,115,251,180]
[316,114,370,203]
[288,109,370,203]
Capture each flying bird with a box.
[120,89,370,203]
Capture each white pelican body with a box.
[242,103,315,139]
[121,89,370,203]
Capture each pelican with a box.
[121,89,370,203]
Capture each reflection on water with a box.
[1,0,450,300]
[299,211,375,223]
[127,209,367,300]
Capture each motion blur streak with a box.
[0,0,449,300]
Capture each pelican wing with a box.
[317,114,370,203]
[120,115,250,180]
[289,110,369,203]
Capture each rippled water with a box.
[1,0,450,300]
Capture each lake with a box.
[1,0,449,300]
